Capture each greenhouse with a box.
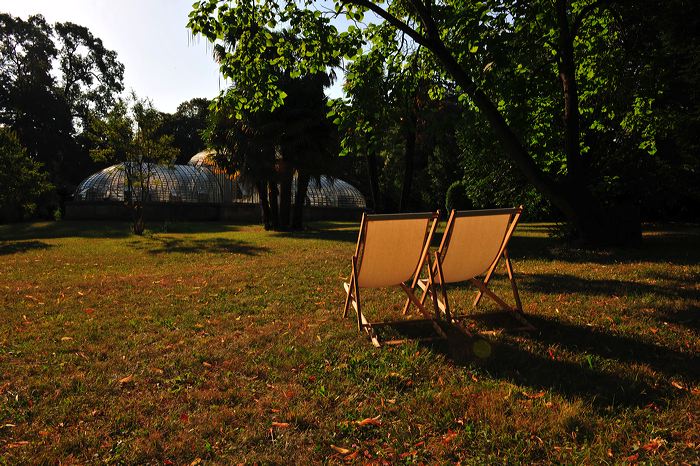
[187,150,367,209]
[68,154,366,220]
[74,163,224,204]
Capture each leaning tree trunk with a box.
[292,170,310,230]
[374,0,641,244]
[423,35,639,245]
[256,180,272,230]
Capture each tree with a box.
[159,97,211,163]
[89,96,178,234]
[0,13,124,205]
[189,0,699,244]
[208,70,337,230]
[0,128,52,221]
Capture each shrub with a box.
[445,181,473,212]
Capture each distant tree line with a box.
[0,13,210,222]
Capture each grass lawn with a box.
[0,220,698,464]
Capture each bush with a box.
[0,128,52,221]
[445,181,473,212]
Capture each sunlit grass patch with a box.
[0,220,698,463]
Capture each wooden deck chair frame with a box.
[409,206,534,331]
[342,211,445,347]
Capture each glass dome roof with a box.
[75,156,367,210]
[74,163,223,203]
[187,151,366,209]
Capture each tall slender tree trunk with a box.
[268,181,280,230]
[399,98,418,212]
[278,161,293,230]
[133,203,145,235]
[365,151,381,212]
[292,170,310,230]
[256,180,272,230]
[556,0,583,187]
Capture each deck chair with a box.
[410,206,534,332]
[342,212,444,347]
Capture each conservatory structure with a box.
[66,152,366,221]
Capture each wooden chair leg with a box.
[473,255,500,308]
[343,273,354,318]
[434,252,451,322]
[504,251,523,312]
[351,258,362,332]
[469,279,534,330]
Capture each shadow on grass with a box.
[509,224,700,266]
[0,240,53,255]
[520,273,700,330]
[130,236,269,256]
[0,221,247,241]
[271,221,359,243]
[375,314,696,410]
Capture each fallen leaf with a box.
[331,444,352,455]
[6,441,30,448]
[441,430,458,445]
[343,450,359,461]
[271,422,290,428]
[180,413,189,423]
[671,381,685,390]
[118,375,134,384]
[356,416,381,427]
[60,336,73,341]
[202,361,212,367]
[641,438,664,453]
[625,453,639,462]
[84,308,95,315]
[190,459,202,466]
[38,430,50,437]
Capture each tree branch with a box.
[347,0,430,48]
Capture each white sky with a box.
[1,0,349,113]
[0,0,231,113]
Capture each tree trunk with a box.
[555,0,584,186]
[278,161,293,230]
[399,99,418,212]
[256,180,272,230]
[423,36,640,245]
[268,181,280,230]
[365,151,381,212]
[133,203,145,235]
[292,170,310,230]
